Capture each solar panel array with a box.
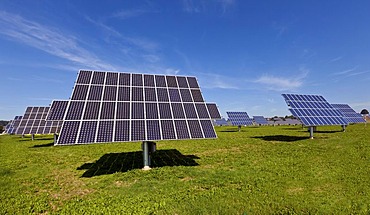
[282,94,347,126]
[226,112,254,126]
[4,116,22,134]
[15,107,63,135]
[253,116,268,125]
[331,104,366,124]
[214,118,228,126]
[56,70,221,145]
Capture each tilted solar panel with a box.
[56,70,222,145]
[331,104,366,124]
[15,107,63,135]
[226,112,254,126]
[214,118,228,126]
[282,94,347,126]
[253,116,268,125]
[4,116,23,134]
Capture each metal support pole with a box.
[238,125,241,132]
[342,125,346,132]
[54,133,58,145]
[31,134,35,141]
[309,126,314,139]
[142,141,151,170]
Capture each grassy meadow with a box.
[1,124,370,214]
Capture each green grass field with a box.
[1,124,370,214]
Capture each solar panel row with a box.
[331,104,366,124]
[282,94,347,126]
[253,116,268,125]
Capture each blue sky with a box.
[1,0,370,120]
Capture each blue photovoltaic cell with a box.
[180,89,193,102]
[195,103,209,118]
[84,102,100,119]
[91,71,105,85]
[214,118,228,126]
[132,87,144,101]
[146,120,161,140]
[145,103,159,119]
[88,86,103,100]
[174,120,190,139]
[253,116,268,125]
[331,104,366,123]
[161,120,176,139]
[177,76,189,88]
[169,89,181,102]
[191,89,204,102]
[118,87,130,101]
[47,100,69,121]
[132,74,143,86]
[58,121,80,145]
[227,112,254,126]
[155,75,167,87]
[282,93,347,126]
[77,70,92,84]
[103,86,117,101]
[200,120,216,138]
[66,101,85,120]
[96,121,114,142]
[144,75,155,87]
[144,88,157,101]
[171,103,185,119]
[114,120,130,142]
[166,76,178,88]
[119,73,130,86]
[100,102,115,119]
[116,102,130,119]
[187,77,199,88]
[188,120,203,138]
[132,103,144,119]
[184,103,198,119]
[157,88,169,102]
[105,72,118,85]
[71,85,89,100]
[159,103,172,119]
[78,121,97,143]
[206,103,221,119]
[131,120,145,141]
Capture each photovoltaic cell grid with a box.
[226,112,254,126]
[214,118,228,126]
[331,104,366,124]
[282,94,347,126]
[253,116,268,125]
[57,70,221,145]
[15,107,63,135]
[4,116,22,134]
[46,100,69,121]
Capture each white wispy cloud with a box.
[333,66,358,76]
[197,73,242,89]
[254,68,309,91]
[330,56,343,62]
[0,11,116,70]
[112,9,147,19]
[182,0,235,14]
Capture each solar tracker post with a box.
[309,126,314,139]
[31,134,34,141]
[142,141,156,170]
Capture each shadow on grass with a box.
[251,135,308,142]
[77,149,200,177]
[32,142,54,148]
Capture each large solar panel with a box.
[282,94,347,126]
[56,70,221,145]
[226,112,254,126]
[331,104,366,124]
[15,107,63,135]
[253,116,268,125]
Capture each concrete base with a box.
[142,166,151,171]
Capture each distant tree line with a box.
[0,120,9,126]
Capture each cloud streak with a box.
[254,68,309,91]
[0,11,116,70]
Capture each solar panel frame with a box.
[226,112,254,126]
[331,104,366,124]
[253,116,268,125]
